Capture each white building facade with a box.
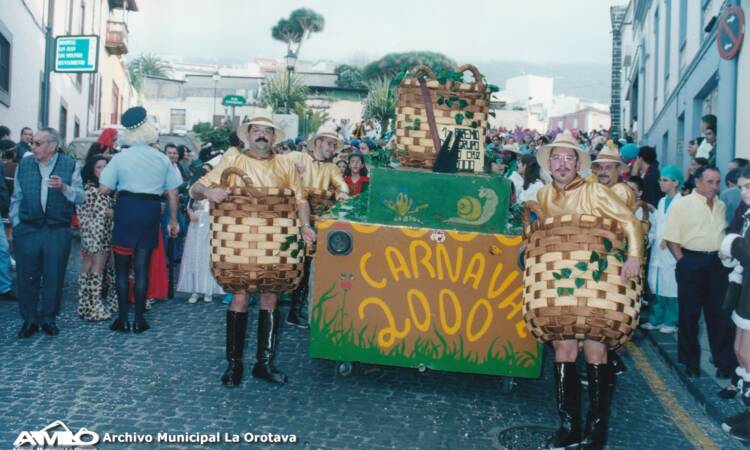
[614,0,747,170]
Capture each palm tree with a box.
[271,8,325,59]
[258,71,309,114]
[363,77,396,133]
[128,53,169,90]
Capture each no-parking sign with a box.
[717,6,745,60]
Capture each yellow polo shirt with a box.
[662,191,726,252]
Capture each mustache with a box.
[255,137,269,143]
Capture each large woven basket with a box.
[395,64,491,170]
[210,167,304,294]
[522,209,642,348]
[307,188,337,220]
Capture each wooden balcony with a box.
[105,20,128,55]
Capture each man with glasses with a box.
[534,130,643,449]
[10,127,85,338]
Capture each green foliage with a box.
[327,192,369,222]
[128,53,168,90]
[362,51,457,81]
[362,77,396,133]
[295,106,330,137]
[191,122,232,149]
[271,8,325,55]
[334,64,367,90]
[259,70,309,114]
[271,19,304,47]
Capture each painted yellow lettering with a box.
[358,297,411,348]
[466,298,493,342]
[407,289,431,332]
[462,253,485,290]
[409,240,436,280]
[360,252,387,289]
[497,286,524,320]
[487,264,520,300]
[436,245,463,283]
[438,289,462,335]
[515,320,528,339]
[385,246,412,281]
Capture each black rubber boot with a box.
[221,310,248,386]
[609,350,627,375]
[579,363,612,450]
[252,309,288,383]
[287,257,310,329]
[547,362,582,449]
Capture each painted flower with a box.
[430,230,447,244]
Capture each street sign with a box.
[222,95,246,106]
[717,6,745,60]
[53,35,99,73]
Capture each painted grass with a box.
[310,283,542,378]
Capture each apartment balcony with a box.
[105,20,128,56]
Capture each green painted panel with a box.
[367,168,511,233]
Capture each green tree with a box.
[362,77,397,133]
[362,51,456,81]
[334,64,366,90]
[128,53,169,90]
[259,70,309,114]
[191,122,232,150]
[294,106,330,137]
[271,8,325,58]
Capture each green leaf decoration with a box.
[455,113,465,125]
[614,253,624,262]
[560,268,572,278]
[603,238,613,252]
[459,99,468,109]
[489,84,499,93]
[488,111,496,118]
[567,288,576,295]
[449,95,460,102]
[437,97,444,105]
[414,118,421,126]
[291,249,299,258]
[280,242,290,251]
[553,272,562,280]
[465,111,475,119]
[575,262,588,271]
[598,258,608,272]
[590,252,600,263]
[446,99,454,107]
[592,270,602,282]
[575,278,585,288]
[471,121,479,129]
[557,287,565,296]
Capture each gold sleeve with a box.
[611,183,637,212]
[591,183,644,258]
[192,148,239,193]
[280,157,307,203]
[329,164,349,194]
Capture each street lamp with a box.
[212,71,221,125]
[285,50,297,114]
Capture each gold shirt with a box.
[536,177,644,258]
[611,182,638,212]
[662,191,726,252]
[192,148,306,203]
[281,151,349,194]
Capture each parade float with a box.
[308,64,543,389]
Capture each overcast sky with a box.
[127,0,628,65]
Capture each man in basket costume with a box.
[190,115,316,385]
[281,124,349,328]
[532,130,643,449]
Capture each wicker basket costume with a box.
[306,188,337,220]
[395,64,491,169]
[522,208,643,348]
[210,167,304,294]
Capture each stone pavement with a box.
[0,240,742,449]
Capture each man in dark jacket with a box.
[639,145,663,208]
[10,127,85,338]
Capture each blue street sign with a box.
[54,35,100,73]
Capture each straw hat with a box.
[592,144,625,166]
[537,130,591,173]
[501,144,522,155]
[236,115,285,146]
[307,124,341,149]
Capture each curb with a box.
[642,329,745,427]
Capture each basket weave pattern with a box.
[210,168,304,294]
[306,188,337,220]
[395,65,490,169]
[523,214,642,348]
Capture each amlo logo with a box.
[14,420,99,447]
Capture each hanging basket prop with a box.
[210,167,304,294]
[395,64,491,169]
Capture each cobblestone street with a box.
[0,240,742,449]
